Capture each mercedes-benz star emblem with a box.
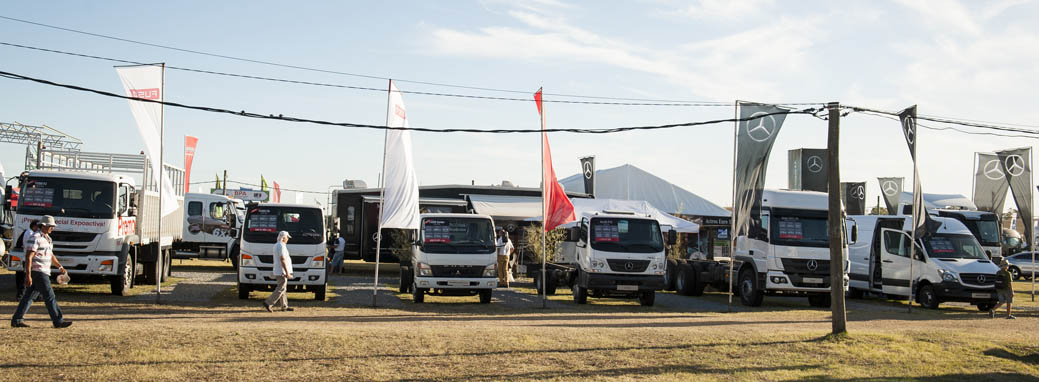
[745,112,777,142]
[624,262,634,271]
[806,259,818,271]
[977,275,987,284]
[902,116,916,145]
[583,161,594,179]
[983,159,1005,180]
[851,185,865,200]
[1005,155,1027,177]
[806,156,823,173]
[882,180,899,196]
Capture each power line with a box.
[0,15,729,104]
[853,111,1039,140]
[0,68,821,134]
[844,105,1039,137]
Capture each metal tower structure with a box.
[0,121,83,170]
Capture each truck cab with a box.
[735,189,848,307]
[562,211,670,306]
[237,203,327,300]
[176,193,244,263]
[407,213,498,304]
[846,215,999,310]
[935,209,1002,262]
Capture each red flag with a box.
[183,136,198,194]
[535,89,575,231]
[273,181,281,203]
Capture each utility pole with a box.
[826,102,848,335]
[222,170,228,196]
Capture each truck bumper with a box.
[764,270,849,293]
[8,251,121,276]
[414,277,497,290]
[580,271,665,292]
[239,267,326,286]
[934,281,998,304]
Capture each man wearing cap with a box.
[11,215,72,328]
[990,259,1015,319]
[263,230,294,312]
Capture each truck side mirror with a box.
[127,207,137,217]
[850,225,858,244]
[667,231,677,246]
[229,228,239,238]
[565,227,581,242]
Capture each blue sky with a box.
[1,0,1037,211]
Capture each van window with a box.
[883,230,904,256]
[188,201,203,216]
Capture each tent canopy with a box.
[896,192,977,210]
[467,195,699,233]
[559,164,729,218]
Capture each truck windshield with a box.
[922,234,988,260]
[244,207,324,244]
[17,177,115,219]
[589,217,664,253]
[421,217,495,254]
[769,214,829,248]
[960,219,1001,247]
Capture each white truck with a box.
[7,150,184,296]
[237,203,327,300]
[732,189,848,307]
[845,214,1000,310]
[402,213,498,304]
[549,211,671,306]
[174,193,245,265]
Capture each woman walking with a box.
[11,215,72,328]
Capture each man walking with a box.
[11,215,72,328]
[990,259,1015,319]
[263,231,294,312]
[496,229,514,288]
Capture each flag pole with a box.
[1030,147,1035,302]
[540,87,548,309]
[372,80,393,307]
[156,63,165,304]
[907,109,919,314]
[727,100,739,313]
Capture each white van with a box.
[237,203,327,300]
[846,215,999,310]
[405,213,498,304]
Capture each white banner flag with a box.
[379,81,420,229]
[115,64,177,216]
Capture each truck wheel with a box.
[479,289,492,304]
[572,282,588,304]
[664,259,679,291]
[917,284,940,309]
[142,261,157,285]
[160,250,172,282]
[639,291,655,306]
[738,269,763,307]
[237,284,251,300]
[230,246,240,271]
[110,258,134,296]
[678,263,705,296]
[413,287,425,303]
[808,293,831,308]
[314,285,326,301]
[544,271,558,296]
[399,267,413,293]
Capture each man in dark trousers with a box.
[990,260,1015,319]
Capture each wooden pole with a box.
[826,102,847,334]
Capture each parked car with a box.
[1005,251,1039,280]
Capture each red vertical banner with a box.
[273,181,282,203]
[183,135,198,194]
[534,89,576,231]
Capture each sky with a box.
[0,0,1037,213]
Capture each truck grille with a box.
[49,231,97,243]
[781,259,831,276]
[606,259,650,273]
[256,255,310,265]
[961,273,996,287]
[430,265,484,278]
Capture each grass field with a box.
[1,261,1039,381]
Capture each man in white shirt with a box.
[11,215,71,328]
[331,235,346,274]
[496,229,515,288]
[263,231,294,312]
[14,220,40,300]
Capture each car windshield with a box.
[17,177,116,219]
[589,217,664,253]
[420,217,495,254]
[922,234,988,260]
[769,214,829,248]
[243,206,324,244]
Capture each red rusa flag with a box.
[273,181,281,203]
[535,89,576,231]
[183,136,198,194]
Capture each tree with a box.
[522,223,566,264]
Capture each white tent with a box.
[896,192,977,210]
[559,164,729,218]
[466,194,699,233]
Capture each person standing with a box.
[496,229,514,288]
[11,215,71,328]
[263,231,294,312]
[14,220,40,301]
[331,234,346,274]
[990,259,1015,319]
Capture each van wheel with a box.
[1010,266,1022,280]
[678,263,705,296]
[639,291,655,306]
[479,289,492,304]
[110,259,134,296]
[664,259,679,291]
[808,293,831,308]
[237,284,250,300]
[412,287,425,303]
[917,284,940,309]
[314,285,326,301]
[572,282,588,304]
[738,269,763,307]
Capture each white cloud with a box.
[670,0,776,20]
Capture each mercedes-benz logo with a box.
[455,270,461,276]
[983,159,1006,180]
[851,185,865,200]
[977,275,986,284]
[745,112,777,142]
[902,115,916,145]
[882,180,899,196]
[583,161,594,179]
[1005,154,1026,177]
[806,156,823,173]
[806,259,818,271]
[624,262,634,271]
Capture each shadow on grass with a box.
[791,372,1037,381]
[983,347,1039,364]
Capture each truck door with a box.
[880,228,923,297]
[185,200,204,242]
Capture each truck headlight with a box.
[938,269,959,283]
[241,253,255,267]
[99,259,114,272]
[417,262,432,277]
[483,263,497,277]
[311,256,325,268]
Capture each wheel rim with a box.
[741,276,754,297]
[123,262,132,289]
[922,288,935,306]
[676,273,685,290]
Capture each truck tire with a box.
[160,250,172,283]
[639,291,655,306]
[314,285,326,301]
[110,257,135,296]
[399,267,413,293]
[572,282,588,304]
[738,268,764,307]
[238,284,250,300]
[917,284,940,309]
[143,260,157,285]
[808,293,831,308]
[230,245,240,271]
[479,289,492,304]
[413,287,425,303]
[677,263,705,296]
[664,259,679,291]
[544,271,558,296]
